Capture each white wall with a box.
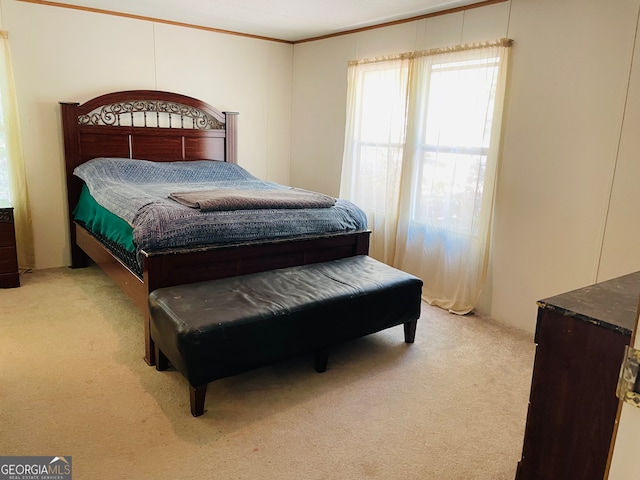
[291,0,640,333]
[598,5,640,283]
[0,0,293,269]
[492,0,640,331]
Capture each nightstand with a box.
[0,199,20,288]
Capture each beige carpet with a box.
[0,265,535,479]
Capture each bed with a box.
[60,90,370,365]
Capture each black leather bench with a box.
[148,255,423,416]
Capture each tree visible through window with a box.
[341,40,511,313]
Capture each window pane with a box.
[414,151,486,236]
[0,132,7,200]
[352,62,407,215]
[411,55,499,236]
[358,67,407,143]
[355,144,403,213]
[0,84,8,200]
[425,61,498,149]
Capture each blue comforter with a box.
[73,158,368,255]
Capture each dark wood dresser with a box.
[0,199,20,288]
[515,272,638,480]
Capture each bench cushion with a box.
[148,255,422,387]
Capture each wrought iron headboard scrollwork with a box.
[78,100,225,130]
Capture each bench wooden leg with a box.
[144,312,156,367]
[314,349,329,373]
[404,319,417,343]
[190,384,207,417]
[155,345,169,371]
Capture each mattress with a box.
[73,158,368,270]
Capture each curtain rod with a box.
[349,37,513,66]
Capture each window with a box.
[412,56,500,237]
[0,30,35,269]
[341,40,511,313]
[0,85,9,200]
[349,64,408,217]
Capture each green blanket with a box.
[73,184,136,253]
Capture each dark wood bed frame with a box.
[60,90,370,366]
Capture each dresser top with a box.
[538,271,640,336]
[0,199,13,210]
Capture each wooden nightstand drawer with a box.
[0,247,19,287]
[0,244,18,272]
[0,200,20,288]
[0,223,16,247]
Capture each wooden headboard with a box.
[60,89,238,258]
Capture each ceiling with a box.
[40,0,489,42]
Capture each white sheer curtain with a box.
[341,58,411,262]
[0,30,34,269]
[341,40,511,314]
